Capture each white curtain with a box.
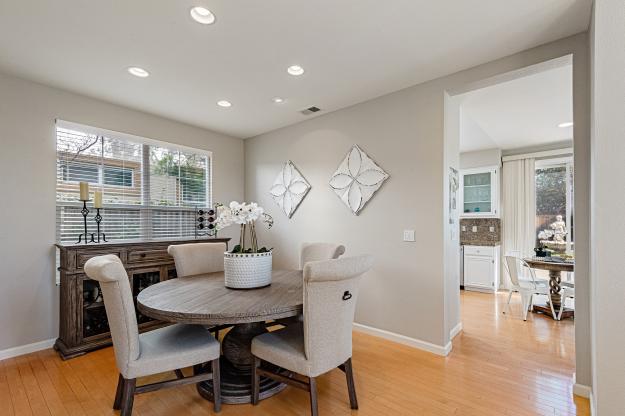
[501,158,536,289]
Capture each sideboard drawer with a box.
[76,250,123,268]
[127,248,171,264]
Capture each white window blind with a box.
[55,121,212,243]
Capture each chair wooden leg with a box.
[120,378,136,416]
[113,374,124,410]
[251,356,261,405]
[309,377,318,416]
[343,358,358,409]
[211,358,221,413]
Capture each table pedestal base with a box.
[197,356,286,404]
[533,303,574,319]
[197,322,287,404]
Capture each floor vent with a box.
[301,106,322,115]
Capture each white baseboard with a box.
[353,323,451,356]
[450,322,463,339]
[573,382,592,399]
[0,338,56,361]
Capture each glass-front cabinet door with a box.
[460,167,499,217]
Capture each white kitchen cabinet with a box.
[463,245,500,293]
[460,166,499,217]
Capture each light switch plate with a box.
[472,226,478,232]
[403,230,416,242]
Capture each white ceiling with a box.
[0,1,590,139]
[459,64,573,153]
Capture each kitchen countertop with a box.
[460,240,501,247]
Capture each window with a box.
[103,166,133,187]
[55,121,212,243]
[535,157,574,253]
[59,162,134,187]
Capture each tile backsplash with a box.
[460,218,501,245]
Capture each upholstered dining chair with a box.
[167,242,227,277]
[168,242,229,337]
[251,255,374,416]
[299,242,346,269]
[275,242,346,328]
[84,255,221,416]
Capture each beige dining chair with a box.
[300,242,346,269]
[275,242,346,328]
[251,255,374,416]
[167,242,227,277]
[84,255,221,416]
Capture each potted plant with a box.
[216,201,274,289]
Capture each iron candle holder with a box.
[89,208,107,243]
[76,200,90,244]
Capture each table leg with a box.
[548,270,563,311]
[196,322,287,404]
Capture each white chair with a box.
[84,255,221,416]
[503,255,556,320]
[167,242,226,277]
[300,242,346,269]
[557,285,575,320]
[251,255,374,416]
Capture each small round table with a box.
[524,257,574,319]
[137,270,303,404]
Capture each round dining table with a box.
[524,257,574,319]
[137,269,303,404]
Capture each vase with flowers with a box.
[216,201,274,289]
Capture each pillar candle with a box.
[94,191,103,208]
[79,182,90,201]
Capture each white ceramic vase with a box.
[224,251,273,289]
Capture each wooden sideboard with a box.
[54,238,230,360]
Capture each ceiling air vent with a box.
[300,106,322,115]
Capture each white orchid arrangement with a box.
[216,201,273,253]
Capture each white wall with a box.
[0,72,244,352]
[245,33,590,353]
[459,148,502,170]
[590,0,625,413]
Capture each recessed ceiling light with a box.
[558,122,574,128]
[272,97,285,104]
[127,67,150,78]
[190,6,216,24]
[287,65,305,76]
[217,100,232,108]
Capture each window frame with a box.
[55,119,213,243]
[535,156,574,253]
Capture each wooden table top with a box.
[524,257,574,272]
[137,270,303,325]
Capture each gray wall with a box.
[0,72,244,352]
[245,33,590,359]
[590,0,625,413]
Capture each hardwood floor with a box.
[0,290,589,415]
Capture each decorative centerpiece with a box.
[216,201,274,289]
[537,214,568,253]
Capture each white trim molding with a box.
[0,338,56,361]
[353,323,452,356]
[450,322,463,339]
